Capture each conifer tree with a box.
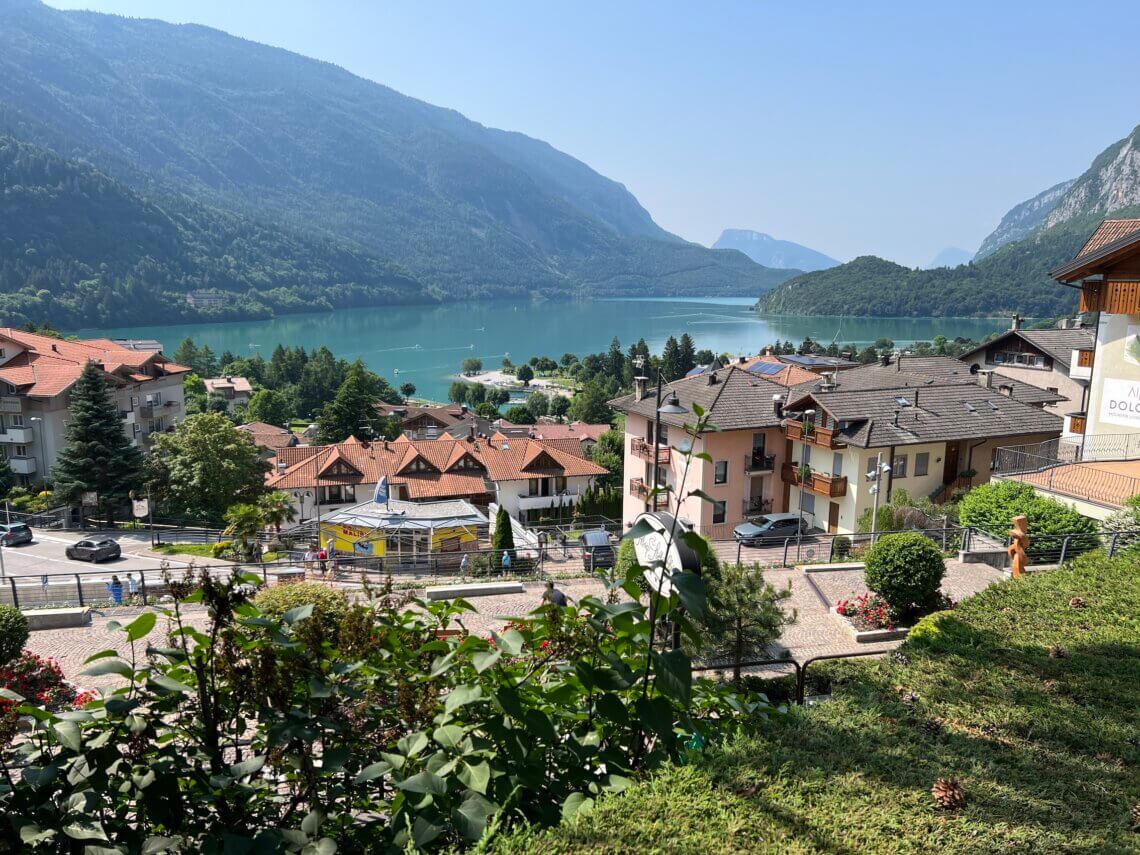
[678,333,697,376]
[52,361,144,524]
[315,363,385,444]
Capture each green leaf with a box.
[396,770,447,795]
[354,760,391,783]
[433,724,465,749]
[594,693,629,725]
[282,604,313,624]
[453,792,497,841]
[621,518,657,541]
[654,649,692,705]
[562,792,595,823]
[301,809,324,836]
[444,684,483,714]
[62,820,107,841]
[19,824,56,845]
[83,648,119,664]
[82,658,133,679]
[304,840,336,855]
[397,730,429,758]
[230,755,265,778]
[308,677,332,698]
[148,674,193,694]
[670,570,707,620]
[53,720,82,752]
[687,488,717,504]
[412,815,446,848]
[457,759,490,794]
[142,837,180,854]
[145,646,187,663]
[523,709,556,743]
[491,629,524,657]
[636,695,674,740]
[472,647,501,673]
[125,611,157,642]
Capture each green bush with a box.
[0,605,29,665]
[864,532,945,617]
[833,535,852,560]
[959,481,1095,539]
[211,540,234,559]
[253,582,349,646]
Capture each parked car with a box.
[732,513,806,546]
[578,529,615,570]
[0,523,33,546]
[65,538,122,563]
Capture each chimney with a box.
[879,353,891,367]
[819,371,838,392]
[893,409,901,427]
[469,424,475,440]
[707,372,718,385]
[634,376,648,400]
[914,388,920,408]
[738,355,746,364]
[977,370,993,389]
[763,345,774,356]
[772,394,784,418]
[1011,313,1021,331]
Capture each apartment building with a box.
[203,376,253,412]
[992,219,1140,519]
[266,433,606,522]
[958,316,1094,422]
[781,383,1061,534]
[0,329,188,483]
[610,366,792,536]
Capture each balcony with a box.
[744,451,776,473]
[1070,349,1094,381]
[138,404,155,419]
[743,496,773,517]
[0,427,33,444]
[8,456,36,475]
[781,462,847,498]
[783,419,844,449]
[993,435,1140,514]
[1067,413,1086,436]
[517,491,582,512]
[631,437,669,464]
[628,477,668,510]
[0,397,22,414]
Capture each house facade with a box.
[203,376,252,412]
[266,433,606,523]
[781,383,1061,534]
[992,219,1140,519]
[611,366,792,537]
[0,329,188,483]
[958,317,1093,424]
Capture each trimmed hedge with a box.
[253,582,349,646]
[0,605,28,665]
[959,481,1095,539]
[863,532,945,616]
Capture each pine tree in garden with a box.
[51,361,144,525]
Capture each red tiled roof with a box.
[0,328,188,398]
[267,435,607,498]
[528,421,610,442]
[237,421,297,452]
[1076,218,1140,258]
[203,376,253,395]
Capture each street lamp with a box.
[865,453,891,544]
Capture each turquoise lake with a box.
[78,298,1009,403]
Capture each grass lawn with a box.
[494,551,1140,853]
[152,543,219,559]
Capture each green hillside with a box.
[0,0,793,324]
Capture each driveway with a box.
[0,530,202,579]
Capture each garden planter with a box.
[830,607,910,643]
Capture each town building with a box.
[992,219,1140,519]
[957,316,1094,420]
[526,421,610,456]
[203,376,253,412]
[0,329,188,483]
[321,497,487,566]
[780,382,1061,534]
[266,433,606,523]
[376,401,535,441]
[610,366,792,538]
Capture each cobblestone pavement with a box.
[24,558,1006,693]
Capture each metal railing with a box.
[742,496,773,516]
[744,452,776,473]
[993,446,1140,508]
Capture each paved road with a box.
[0,530,194,578]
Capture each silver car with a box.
[66,538,122,563]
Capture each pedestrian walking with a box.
[540,580,569,608]
[501,550,511,574]
[303,548,315,572]
[317,547,328,576]
[107,574,124,606]
[459,553,470,578]
[126,573,139,604]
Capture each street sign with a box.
[81,491,99,507]
[132,498,150,519]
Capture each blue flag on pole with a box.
[374,476,389,506]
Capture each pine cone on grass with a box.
[922,716,944,735]
[1068,596,1086,609]
[932,777,966,811]
[1048,645,1068,659]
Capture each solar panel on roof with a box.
[747,362,785,376]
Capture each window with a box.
[528,478,540,496]
[10,415,22,427]
[712,500,726,524]
[1047,387,1059,395]
[832,452,843,477]
[892,454,908,478]
[800,492,816,514]
[714,460,728,484]
[555,476,567,492]
[656,423,669,445]
[914,452,929,477]
[13,445,26,457]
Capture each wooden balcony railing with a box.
[1069,414,1087,435]
[781,462,848,498]
[631,437,669,463]
[783,420,844,449]
[1076,349,1094,369]
[628,477,668,509]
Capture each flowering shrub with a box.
[837,592,895,630]
[0,651,85,746]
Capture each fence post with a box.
[75,574,84,607]
[1058,536,1070,566]
[828,538,835,563]
[140,572,149,606]
[1108,533,1118,558]
[782,538,790,567]
[8,577,17,609]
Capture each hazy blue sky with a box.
[44,1,1140,266]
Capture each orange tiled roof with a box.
[739,355,819,387]
[237,421,297,452]
[203,376,253,395]
[0,328,187,398]
[528,421,609,442]
[1076,219,1140,258]
[267,434,607,498]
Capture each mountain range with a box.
[758,124,1140,318]
[925,247,973,268]
[0,0,794,327]
[712,229,836,271]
